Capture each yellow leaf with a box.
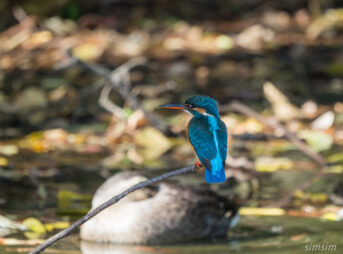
[22,218,46,234]
[29,31,52,46]
[256,156,294,172]
[325,165,343,173]
[24,231,43,239]
[44,221,70,232]
[215,35,234,50]
[294,190,328,204]
[0,237,44,246]
[135,127,171,160]
[321,212,338,221]
[0,157,8,166]
[72,43,102,61]
[240,207,286,216]
[19,131,48,153]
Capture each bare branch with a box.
[228,100,328,207]
[230,100,327,167]
[98,84,126,119]
[66,50,168,133]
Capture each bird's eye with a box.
[186,104,194,108]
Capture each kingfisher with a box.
[160,95,227,183]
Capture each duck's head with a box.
[160,95,219,118]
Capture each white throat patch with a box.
[183,110,193,116]
[203,112,215,117]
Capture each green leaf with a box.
[58,190,91,209]
[298,130,333,152]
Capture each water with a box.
[0,152,342,254]
[1,215,340,254]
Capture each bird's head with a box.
[160,95,219,118]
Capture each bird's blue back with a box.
[187,115,227,183]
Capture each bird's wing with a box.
[188,118,217,169]
[217,119,228,161]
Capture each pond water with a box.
[78,216,342,254]
[1,215,341,254]
[0,151,342,254]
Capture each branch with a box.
[267,169,326,208]
[98,84,126,119]
[29,165,195,254]
[228,101,328,207]
[231,133,298,141]
[229,101,327,167]
[66,50,168,133]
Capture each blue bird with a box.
[160,95,228,183]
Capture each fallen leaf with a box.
[321,212,339,221]
[0,238,44,246]
[135,127,171,160]
[263,81,301,121]
[298,130,333,152]
[236,25,274,51]
[44,221,70,232]
[301,100,318,118]
[255,156,294,172]
[311,111,335,130]
[215,34,234,50]
[58,190,91,209]
[22,218,46,234]
[294,190,328,204]
[72,43,103,61]
[240,207,285,216]
[0,157,8,166]
[290,234,306,241]
[13,88,47,112]
[0,145,19,156]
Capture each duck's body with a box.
[80,171,238,244]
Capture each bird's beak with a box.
[159,104,189,110]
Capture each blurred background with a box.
[0,0,343,253]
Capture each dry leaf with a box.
[263,81,300,121]
[135,127,171,160]
[240,207,285,216]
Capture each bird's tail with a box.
[205,158,226,183]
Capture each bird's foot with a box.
[194,161,202,170]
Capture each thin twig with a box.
[267,169,326,208]
[230,100,327,167]
[12,6,29,23]
[229,100,328,207]
[29,165,195,254]
[66,50,168,133]
[231,133,298,141]
[98,84,126,119]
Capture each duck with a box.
[80,171,239,244]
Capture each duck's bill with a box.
[159,104,189,110]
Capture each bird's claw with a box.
[194,161,202,170]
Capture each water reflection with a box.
[80,216,343,254]
[80,241,174,254]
